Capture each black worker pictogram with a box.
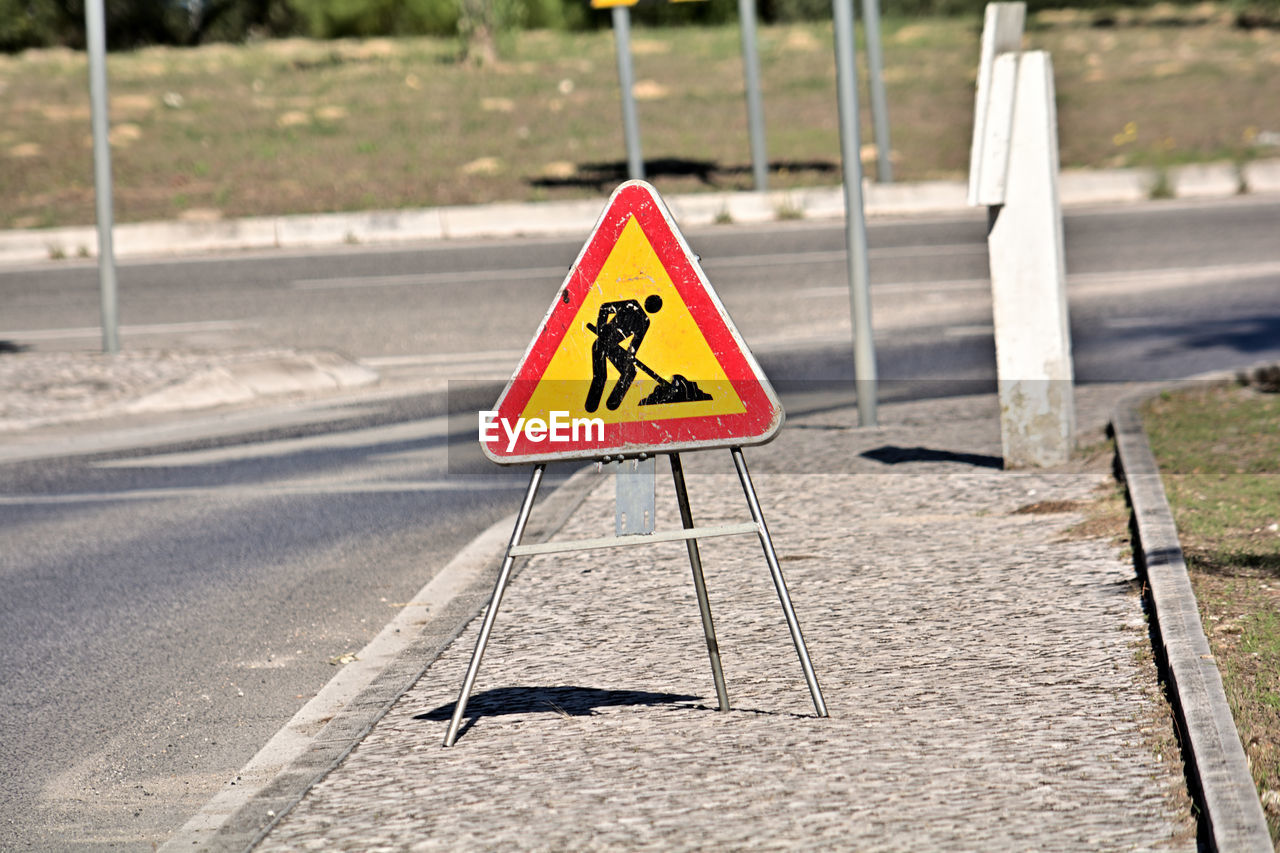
[584,293,713,412]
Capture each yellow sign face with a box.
[481,180,782,464]
[591,0,639,8]
[520,215,746,426]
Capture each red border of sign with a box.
[482,181,783,464]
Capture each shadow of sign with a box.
[529,158,837,193]
[1173,314,1280,357]
[860,445,1004,469]
[417,686,701,741]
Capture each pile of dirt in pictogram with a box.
[639,375,713,406]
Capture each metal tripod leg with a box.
[730,448,828,717]
[669,453,730,712]
[443,464,545,747]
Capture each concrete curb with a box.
[1111,390,1272,852]
[0,349,380,438]
[159,463,602,852]
[3,159,1277,266]
[125,351,380,415]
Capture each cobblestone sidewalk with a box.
[255,388,1195,852]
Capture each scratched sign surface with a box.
[481,180,783,464]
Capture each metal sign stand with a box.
[443,448,827,746]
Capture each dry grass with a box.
[1,10,1278,228]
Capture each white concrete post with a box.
[968,2,1024,206]
[969,2,1075,469]
[987,52,1075,467]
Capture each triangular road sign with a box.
[480,180,783,464]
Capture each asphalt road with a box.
[1,196,1279,850]
[0,398,580,851]
[4,195,1278,386]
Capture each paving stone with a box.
[258,385,1194,851]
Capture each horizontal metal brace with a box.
[509,522,760,557]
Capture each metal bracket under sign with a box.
[614,456,656,535]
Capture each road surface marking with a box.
[92,417,452,468]
[287,250,1279,297]
[292,267,567,290]
[943,324,996,337]
[0,320,252,341]
[359,350,525,367]
[289,246,987,291]
[1103,316,1164,329]
[0,480,526,504]
[704,244,987,270]
[1068,260,1280,296]
[788,260,1280,300]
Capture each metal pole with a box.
[860,0,893,183]
[84,0,119,354]
[832,0,878,426]
[443,464,545,746]
[737,0,768,192]
[612,6,645,181]
[730,448,828,717]
[669,453,730,712]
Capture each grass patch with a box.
[1,9,1278,228]
[1142,379,1280,843]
